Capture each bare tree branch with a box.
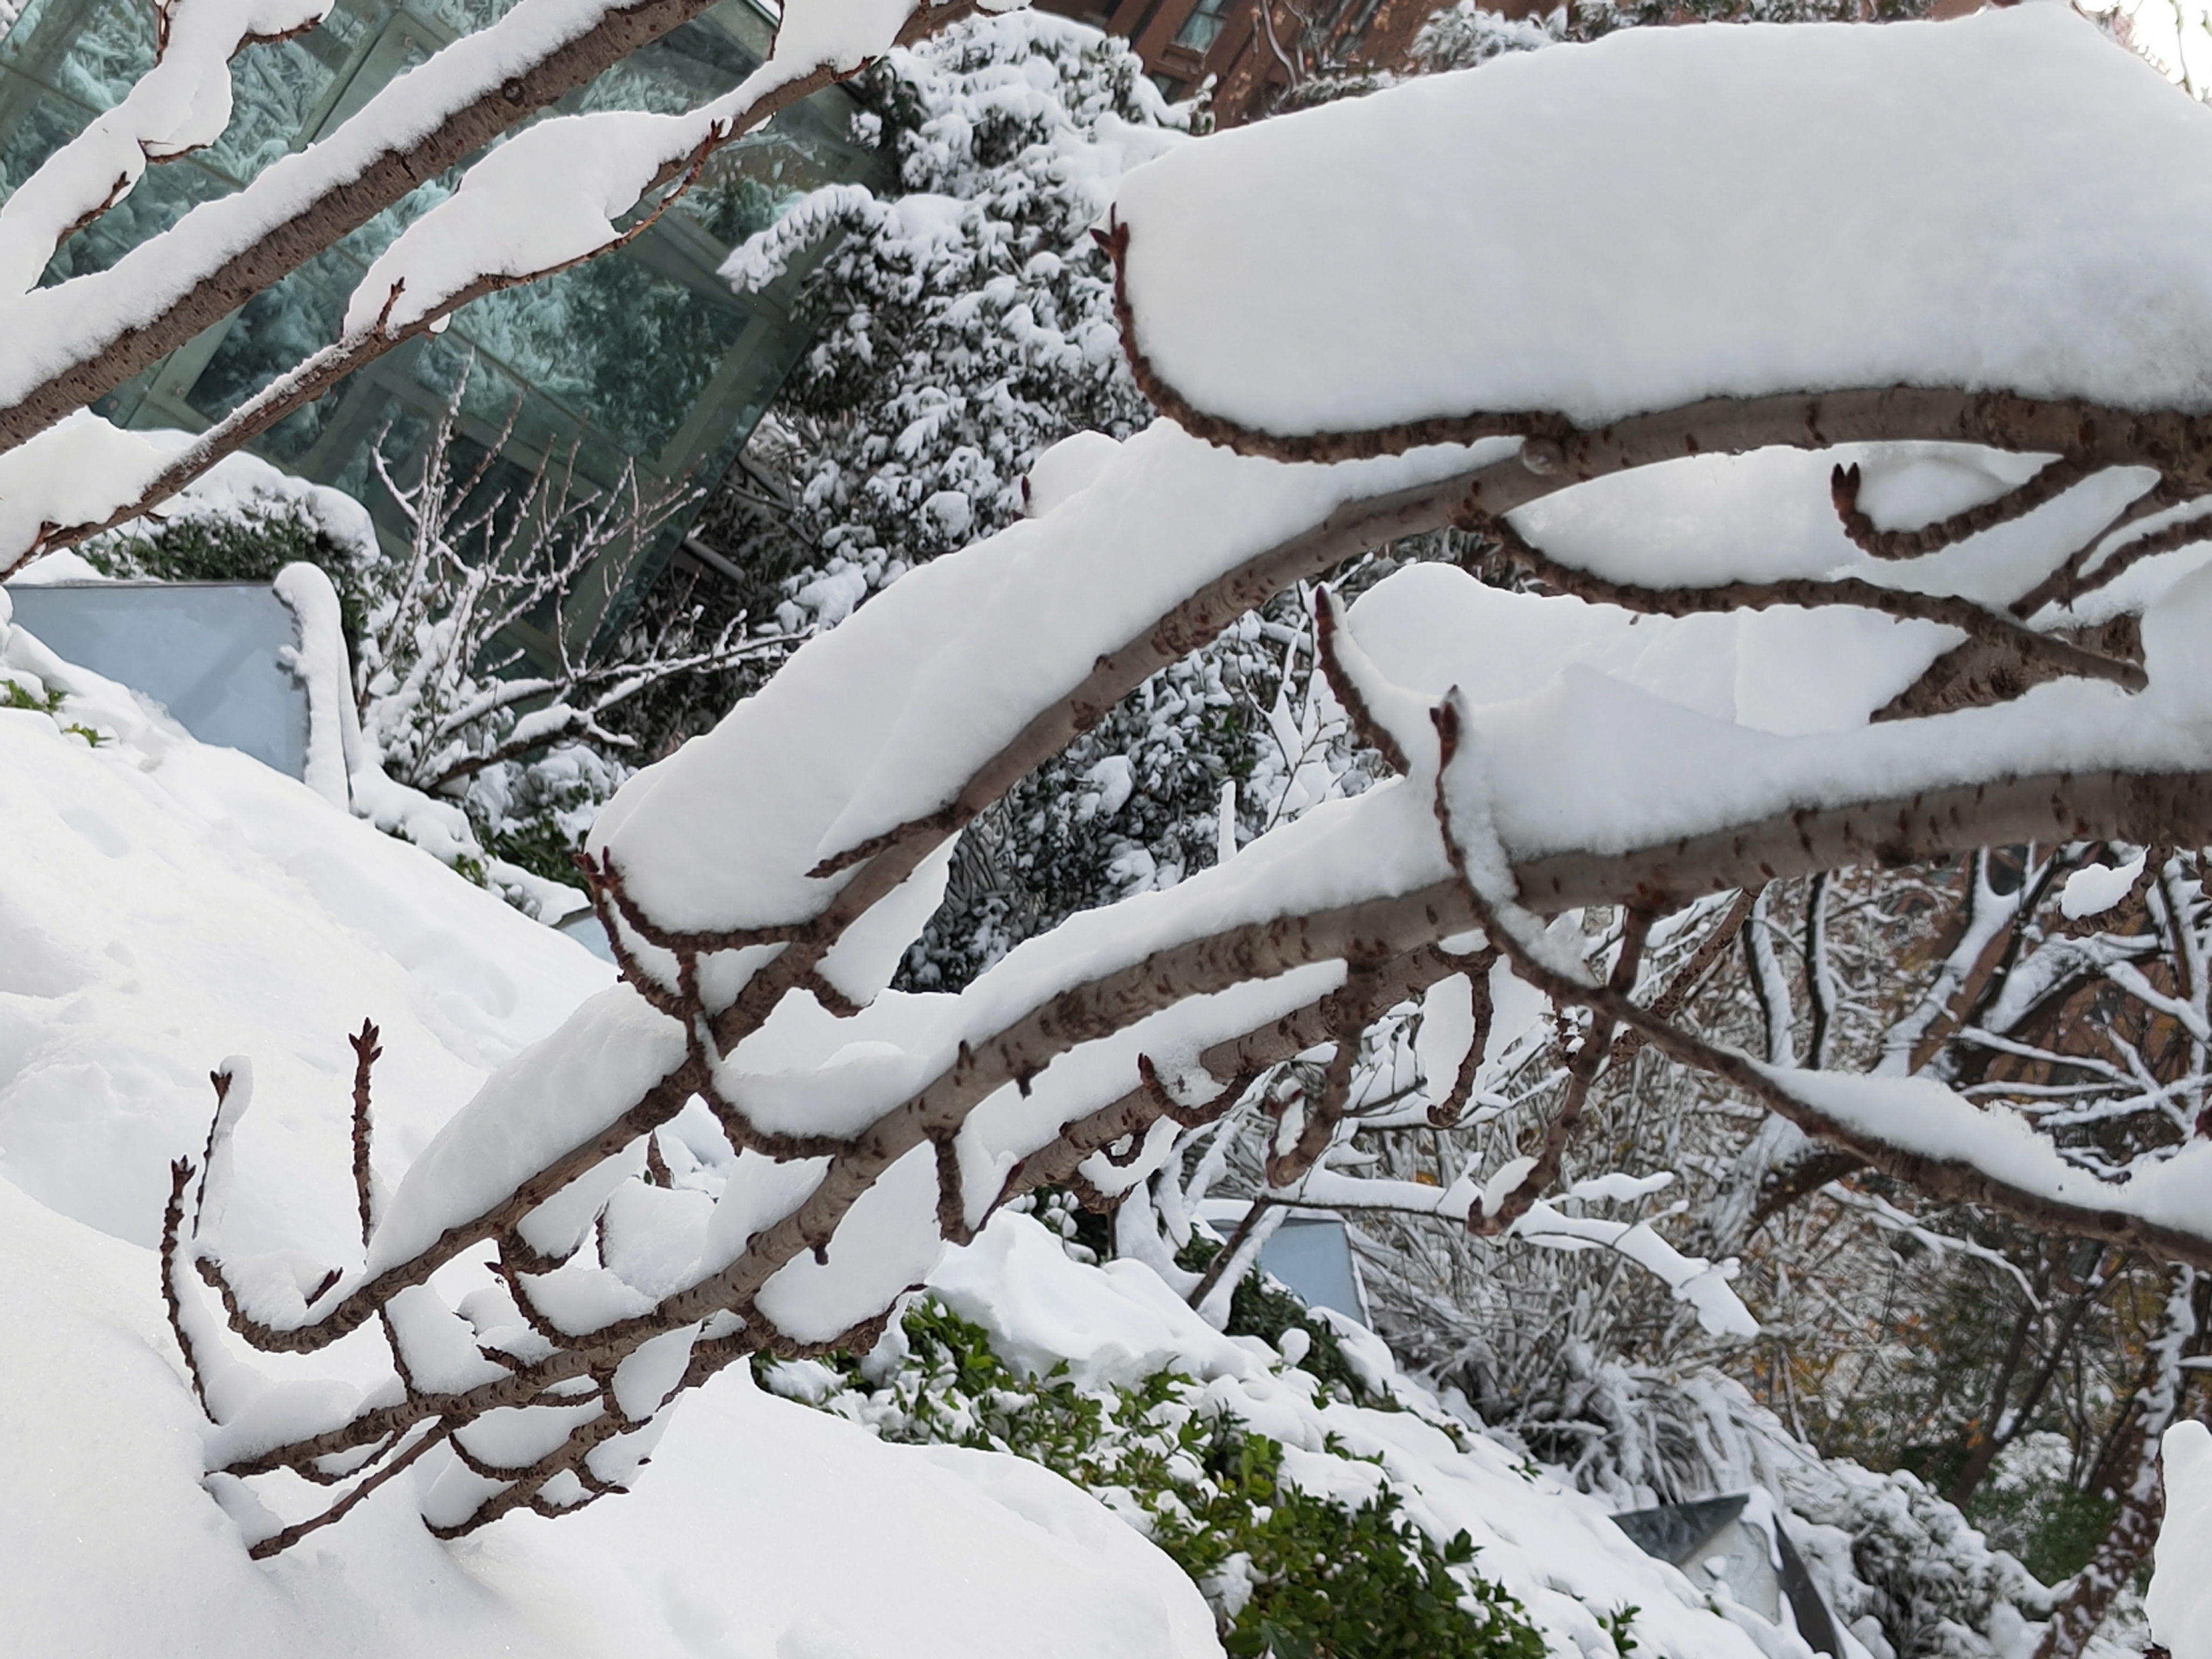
[1475,510,2147,698]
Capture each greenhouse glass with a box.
[0,0,879,653]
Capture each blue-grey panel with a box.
[1261,1216,1367,1326]
[556,908,618,964]
[5,582,308,779]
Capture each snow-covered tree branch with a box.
[56,0,2212,1569]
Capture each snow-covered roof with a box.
[1110,5,2212,439]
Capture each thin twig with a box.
[348,1019,382,1253]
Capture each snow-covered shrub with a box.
[1413,0,1930,68]
[86,403,782,916]
[0,654,102,746]
[1412,3,1572,72]
[1970,1433,2123,1590]
[694,13,1334,984]
[85,468,373,604]
[1445,1355,2059,1659]
[760,1297,1549,1659]
[1792,1458,2054,1659]
[718,11,1189,618]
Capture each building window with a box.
[1171,0,1231,55]
[0,0,882,637]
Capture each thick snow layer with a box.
[0,616,610,1257]
[0,616,1222,1658]
[1346,556,2212,865]
[1348,559,1943,739]
[0,414,184,571]
[1111,5,2212,434]
[272,561,357,808]
[590,420,1506,940]
[0,1176,1221,1659]
[2148,1420,2212,1659]
[1510,442,2159,601]
[367,983,685,1276]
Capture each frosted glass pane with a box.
[1260,1217,1366,1326]
[4,582,310,778]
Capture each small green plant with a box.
[2,677,64,714]
[763,1301,1548,1659]
[1598,1606,1640,1655]
[485,812,584,891]
[1175,1233,1379,1407]
[1968,1474,2120,1586]
[61,723,105,746]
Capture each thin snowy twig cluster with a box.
[352,391,782,802]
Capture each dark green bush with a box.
[762,1301,1549,1659]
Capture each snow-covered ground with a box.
[0,594,1216,1658]
[0,588,1851,1656]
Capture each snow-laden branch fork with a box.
[117,2,2212,1550]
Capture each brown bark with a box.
[1479,512,2146,698]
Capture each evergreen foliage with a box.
[719,13,1186,601]
[759,1299,1550,1659]
[697,15,1362,987]
[88,492,346,588]
[1176,1232,1377,1407]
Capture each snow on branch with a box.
[171,402,2212,1547]
[0,0,334,298]
[1108,5,2212,449]
[146,3,2212,1557]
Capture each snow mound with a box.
[0,609,610,1257]
[0,612,1220,1657]
[2149,1420,2212,1659]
